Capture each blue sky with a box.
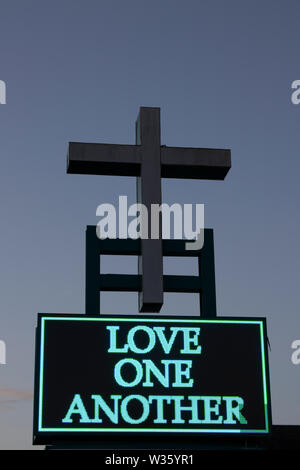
[0,0,299,448]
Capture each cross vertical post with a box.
[136,107,163,312]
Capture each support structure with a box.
[85,226,216,317]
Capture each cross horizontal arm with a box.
[67,142,231,180]
[161,146,231,179]
[67,142,142,176]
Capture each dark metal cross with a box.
[67,107,231,312]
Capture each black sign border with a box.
[33,314,272,445]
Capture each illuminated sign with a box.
[33,314,271,443]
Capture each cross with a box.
[67,107,231,313]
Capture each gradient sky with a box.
[0,0,299,449]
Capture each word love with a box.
[106,325,202,355]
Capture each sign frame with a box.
[33,314,272,445]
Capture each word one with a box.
[0,81,6,104]
[96,196,204,250]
